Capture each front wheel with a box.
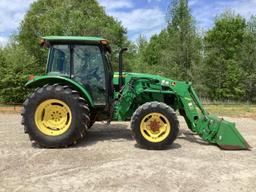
[131,102,179,149]
[21,84,90,148]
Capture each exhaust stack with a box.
[119,48,128,90]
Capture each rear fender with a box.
[25,76,94,107]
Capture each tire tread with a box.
[21,84,90,148]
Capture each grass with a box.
[0,103,21,107]
[204,104,256,119]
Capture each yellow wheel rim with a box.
[34,99,72,136]
[140,112,171,143]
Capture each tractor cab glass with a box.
[48,45,70,75]
[48,44,106,105]
[73,45,106,105]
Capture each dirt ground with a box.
[0,113,255,192]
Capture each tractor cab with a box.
[41,36,114,107]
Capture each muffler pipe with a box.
[119,48,128,90]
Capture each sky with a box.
[0,0,256,46]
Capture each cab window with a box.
[48,45,70,75]
[73,45,106,105]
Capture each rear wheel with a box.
[88,111,97,129]
[21,84,90,148]
[131,102,179,149]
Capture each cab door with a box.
[73,45,107,106]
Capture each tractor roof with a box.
[42,36,109,45]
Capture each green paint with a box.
[42,36,107,44]
[25,75,94,107]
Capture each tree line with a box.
[0,0,256,103]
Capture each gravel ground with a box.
[0,113,255,192]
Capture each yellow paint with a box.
[34,99,72,136]
[140,112,171,143]
[113,74,126,78]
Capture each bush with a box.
[0,43,41,103]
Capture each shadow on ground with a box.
[178,130,210,146]
[134,143,181,150]
[76,122,182,150]
[31,123,208,150]
[76,122,133,147]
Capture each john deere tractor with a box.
[21,36,250,150]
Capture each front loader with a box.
[21,36,250,150]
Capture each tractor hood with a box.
[113,72,187,88]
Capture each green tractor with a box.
[21,36,250,150]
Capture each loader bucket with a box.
[214,119,251,150]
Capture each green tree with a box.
[203,11,246,100]
[141,0,201,82]
[167,0,201,81]
[132,34,151,73]
[18,0,127,68]
[241,16,256,102]
[0,49,7,93]
[0,43,38,103]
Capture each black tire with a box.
[131,102,179,149]
[88,111,97,129]
[88,121,95,129]
[88,120,95,129]
[21,84,90,148]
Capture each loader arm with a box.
[174,83,207,132]
[176,84,250,150]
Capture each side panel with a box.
[25,76,94,107]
